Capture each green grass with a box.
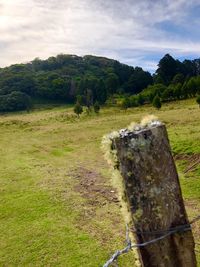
[0,98,200,266]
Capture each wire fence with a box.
[103,214,200,267]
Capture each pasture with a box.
[0,99,200,266]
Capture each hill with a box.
[0,54,152,112]
[1,53,200,113]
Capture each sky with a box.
[0,0,200,72]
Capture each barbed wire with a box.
[103,225,132,267]
[103,214,200,267]
[131,223,191,236]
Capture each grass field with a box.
[0,99,200,266]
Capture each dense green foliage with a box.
[155,54,200,85]
[0,55,152,112]
[122,54,200,109]
[0,91,32,112]
[1,53,200,112]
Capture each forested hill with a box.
[0,55,153,112]
[1,53,200,112]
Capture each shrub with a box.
[74,102,83,117]
[0,91,32,112]
[152,95,162,109]
[121,97,130,110]
[94,101,100,113]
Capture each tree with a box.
[94,79,107,104]
[156,54,178,84]
[173,83,182,100]
[195,76,200,94]
[144,84,167,102]
[85,88,93,108]
[137,94,145,105]
[0,91,32,112]
[182,60,196,77]
[129,96,139,107]
[152,95,161,109]
[181,81,189,99]
[121,97,130,110]
[105,73,119,95]
[74,102,83,117]
[94,101,100,114]
[153,74,165,84]
[124,68,153,94]
[52,77,70,99]
[162,86,174,101]
[196,95,200,107]
[186,77,197,97]
[171,73,185,85]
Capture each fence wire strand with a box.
[103,214,200,267]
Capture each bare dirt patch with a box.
[175,154,200,173]
[70,167,124,244]
[71,166,119,206]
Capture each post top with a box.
[108,116,163,140]
[119,120,163,138]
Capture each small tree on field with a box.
[94,101,100,114]
[137,94,145,105]
[196,95,200,107]
[121,97,130,110]
[74,102,83,117]
[152,95,162,109]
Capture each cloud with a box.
[0,0,200,71]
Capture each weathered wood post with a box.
[104,118,196,267]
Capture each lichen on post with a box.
[102,116,196,267]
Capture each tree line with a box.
[1,53,200,112]
[121,54,200,110]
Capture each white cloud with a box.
[0,0,200,71]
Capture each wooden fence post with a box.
[107,120,196,267]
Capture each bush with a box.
[74,102,83,117]
[0,91,32,112]
[121,97,130,110]
[94,101,100,113]
[152,95,162,109]
[137,94,145,105]
[129,96,139,107]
